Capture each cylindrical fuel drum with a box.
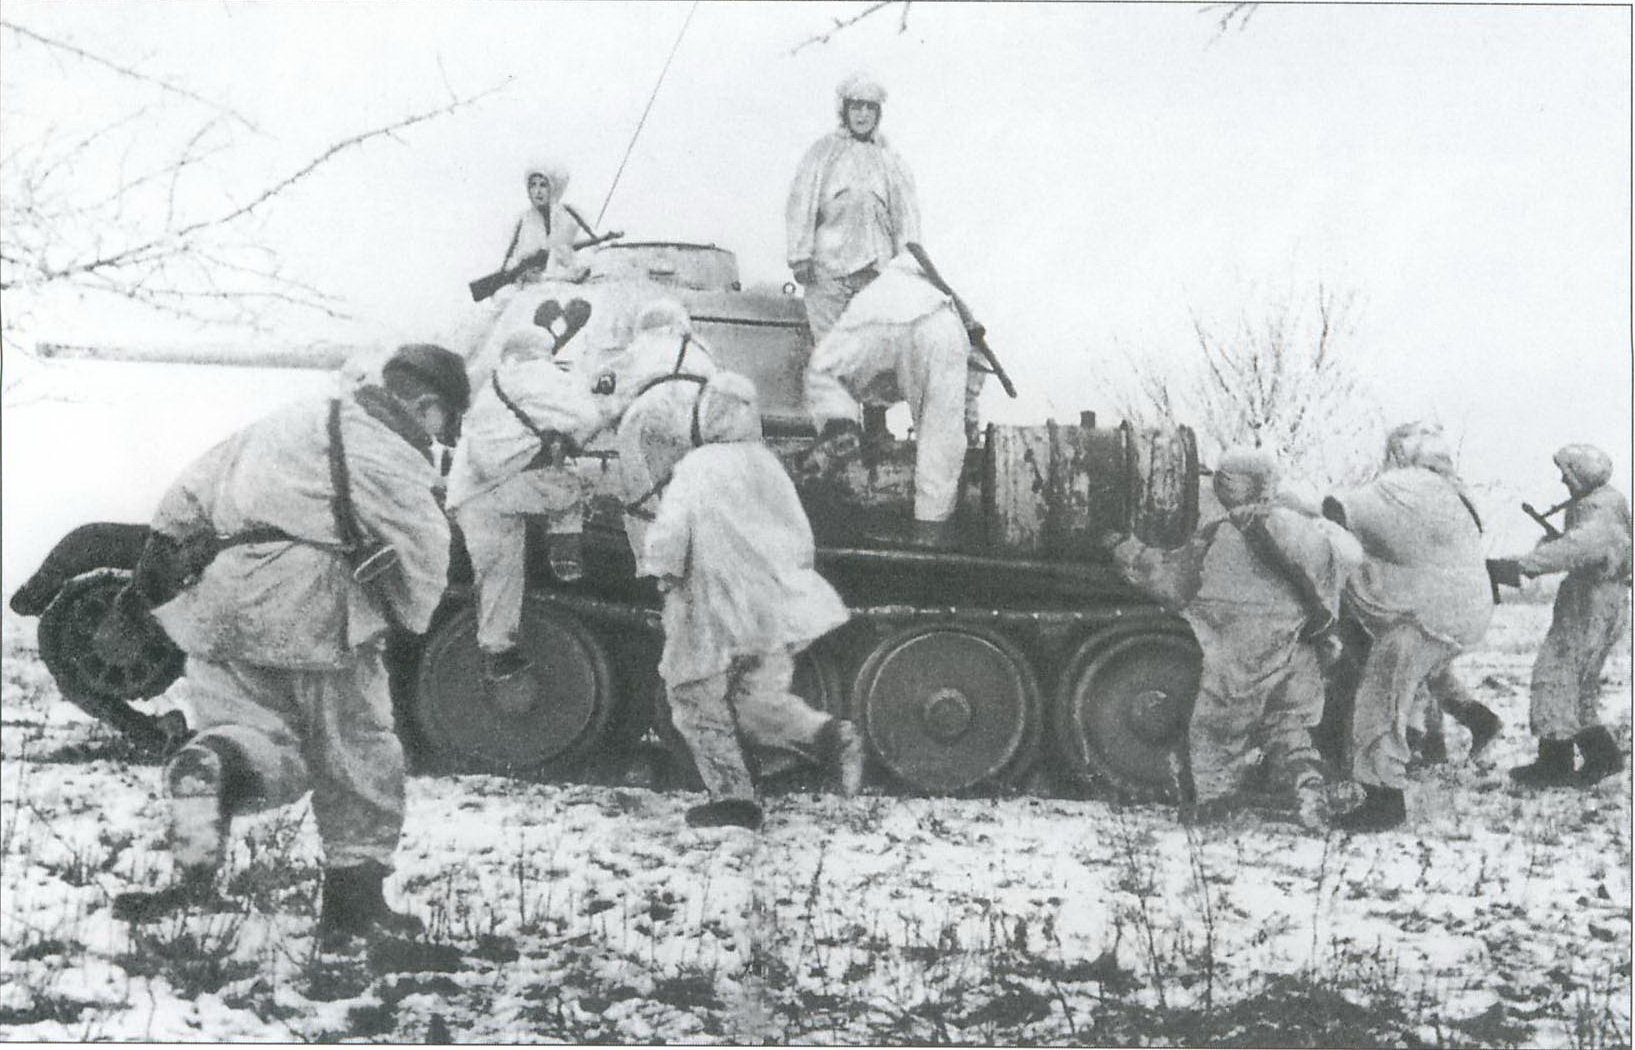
[982,417,1198,559]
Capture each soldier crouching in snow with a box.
[1323,422,1495,832]
[639,372,866,830]
[106,344,469,947]
[799,250,986,549]
[1492,444,1633,788]
[445,328,614,710]
[1113,448,1362,824]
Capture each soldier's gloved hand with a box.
[654,575,682,595]
[1486,557,1523,589]
[791,260,815,287]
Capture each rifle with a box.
[903,242,1018,399]
[1521,497,1573,540]
[469,249,551,303]
[468,229,625,303]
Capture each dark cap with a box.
[384,343,470,414]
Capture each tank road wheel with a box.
[35,570,188,753]
[1054,630,1201,799]
[38,570,184,702]
[855,625,1041,794]
[413,595,614,779]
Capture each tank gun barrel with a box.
[37,342,360,371]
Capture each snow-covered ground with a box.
[1,602,1629,1046]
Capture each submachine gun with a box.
[1485,495,1575,597]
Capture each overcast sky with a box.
[2,1,1630,583]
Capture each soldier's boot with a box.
[1446,699,1502,761]
[319,861,424,951]
[483,648,537,717]
[1409,727,1449,766]
[825,719,867,798]
[547,532,584,583]
[1332,783,1406,833]
[1509,738,1578,787]
[685,798,764,830]
[795,419,864,480]
[166,743,232,886]
[1574,726,1624,787]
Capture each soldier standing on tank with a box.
[799,250,986,549]
[446,328,614,711]
[786,72,921,345]
[1490,444,1633,788]
[1113,448,1362,823]
[107,344,469,947]
[640,372,867,830]
[1323,422,1495,832]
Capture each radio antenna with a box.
[596,1,699,228]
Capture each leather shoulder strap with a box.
[327,400,363,551]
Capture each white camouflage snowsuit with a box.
[1514,445,1634,740]
[786,75,921,342]
[500,160,592,281]
[589,299,720,559]
[447,329,611,653]
[1327,423,1494,792]
[804,251,985,523]
[639,373,851,802]
[149,388,451,868]
[1115,449,1361,804]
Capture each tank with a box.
[10,241,1205,799]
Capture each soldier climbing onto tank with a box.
[639,372,867,829]
[104,344,469,948]
[585,298,720,558]
[1322,422,1495,832]
[798,250,987,549]
[1113,448,1363,824]
[446,328,614,711]
[786,72,921,344]
[1490,444,1633,788]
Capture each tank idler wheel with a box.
[854,625,1041,794]
[413,595,614,779]
[1054,629,1201,800]
[37,569,185,705]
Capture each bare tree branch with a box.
[1201,3,1258,40]
[0,18,263,133]
[789,0,911,55]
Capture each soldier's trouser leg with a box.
[668,666,756,802]
[1187,670,1261,804]
[182,650,404,869]
[803,265,877,345]
[1257,646,1326,790]
[1530,582,1631,740]
[456,469,582,654]
[899,309,972,523]
[1350,624,1459,791]
[727,648,835,768]
[804,339,868,430]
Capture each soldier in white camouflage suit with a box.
[1493,444,1633,788]
[1115,448,1361,821]
[640,372,865,829]
[786,72,921,344]
[1324,422,1494,831]
[446,328,613,709]
[114,344,468,947]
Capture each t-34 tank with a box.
[10,241,1203,799]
